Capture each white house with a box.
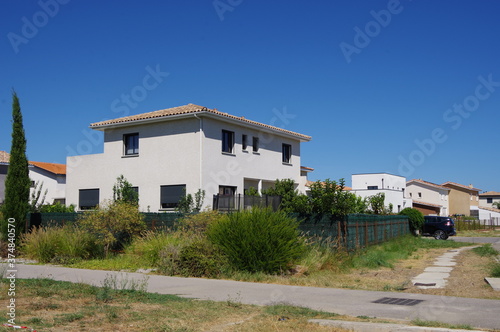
[479,191,500,209]
[406,179,450,216]
[0,151,66,205]
[66,104,312,211]
[351,173,409,213]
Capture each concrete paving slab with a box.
[424,267,453,273]
[485,277,500,291]
[309,319,485,332]
[432,260,456,267]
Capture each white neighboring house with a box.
[0,151,66,205]
[351,173,409,213]
[406,179,450,216]
[66,104,312,212]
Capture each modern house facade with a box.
[0,151,66,205]
[351,173,409,213]
[66,104,311,212]
[406,179,450,216]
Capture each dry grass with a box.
[0,279,350,332]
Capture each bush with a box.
[208,208,306,274]
[177,210,223,235]
[20,225,102,263]
[78,200,146,255]
[178,239,228,278]
[126,230,187,267]
[399,208,424,234]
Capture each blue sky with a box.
[1,0,499,191]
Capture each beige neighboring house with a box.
[441,182,481,217]
[0,151,66,205]
[479,191,500,209]
[406,179,450,216]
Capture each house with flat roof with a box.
[351,173,410,213]
[66,104,312,211]
[0,151,66,205]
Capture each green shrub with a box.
[126,230,187,267]
[78,200,146,255]
[20,225,102,263]
[208,208,306,274]
[399,208,423,234]
[178,239,228,278]
[177,210,223,235]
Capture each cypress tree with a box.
[1,91,30,239]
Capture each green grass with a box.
[412,318,473,330]
[491,263,500,277]
[472,244,499,257]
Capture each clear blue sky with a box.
[1,0,499,191]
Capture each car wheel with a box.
[434,230,448,240]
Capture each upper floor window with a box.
[367,186,378,190]
[79,188,99,210]
[282,143,292,163]
[124,133,139,155]
[242,134,248,151]
[418,192,422,198]
[222,130,235,154]
[253,136,259,153]
[487,198,493,203]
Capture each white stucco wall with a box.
[479,197,500,208]
[351,173,407,213]
[66,114,306,212]
[406,182,449,216]
[29,167,66,204]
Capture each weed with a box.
[491,262,500,277]
[472,244,499,257]
[412,318,473,330]
[265,303,338,318]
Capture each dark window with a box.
[242,134,248,150]
[367,186,378,190]
[124,133,139,155]
[79,189,99,210]
[219,186,237,196]
[253,137,259,152]
[222,130,234,154]
[418,192,422,198]
[160,185,185,209]
[282,143,292,163]
[487,198,493,203]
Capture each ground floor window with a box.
[160,184,186,209]
[219,185,237,196]
[79,189,99,210]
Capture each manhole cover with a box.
[372,297,424,306]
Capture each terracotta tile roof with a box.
[407,179,449,190]
[0,151,66,175]
[479,206,500,213]
[30,161,66,175]
[91,104,312,141]
[441,181,481,192]
[412,200,442,208]
[479,191,500,197]
[300,166,314,172]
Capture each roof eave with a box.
[91,110,312,142]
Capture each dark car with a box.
[422,216,456,240]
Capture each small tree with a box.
[367,193,385,214]
[29,181,48,213]
[177,189,205,213]
[262,179,301,213]
[1,92,31,239]
[113,175,139,205]
[399,207,424,235]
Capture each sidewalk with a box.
[9,263,500,331]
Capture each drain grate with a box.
[372,297,424,306]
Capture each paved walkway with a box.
[7,262,500,331]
